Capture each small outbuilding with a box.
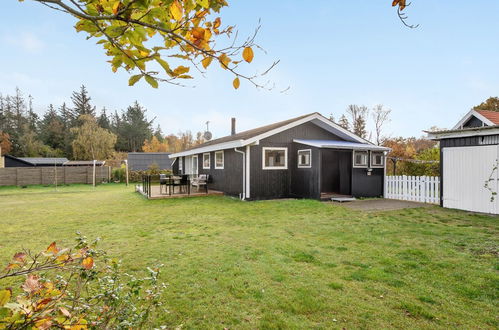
[4,156,69,167]
[127,152,173,171]
[428,117,499,214]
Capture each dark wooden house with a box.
[170,113,389,200]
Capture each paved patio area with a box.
[331,198,433,211]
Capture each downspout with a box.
[234,147,246,200]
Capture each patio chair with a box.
[191,174,209,193]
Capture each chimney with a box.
[231,117,236,135]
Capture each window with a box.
[371,151,384,167]
[297,149,312,168]
[215,151,224,169]
[203,153,211,169]
[179,157,183,172]
[353,151,368,167]
[263,147,287,170]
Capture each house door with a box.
[192,155,198,176]
[321,150,352,195]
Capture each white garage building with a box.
[428,110,499,214]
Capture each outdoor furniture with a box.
[191,174,209,193]
[159,174,191,195]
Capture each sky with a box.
[1,1,499,140]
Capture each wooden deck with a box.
[136,184,224,199]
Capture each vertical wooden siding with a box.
[250,122,344,199]
[0,167,111,186]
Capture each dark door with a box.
[321,150,352,195]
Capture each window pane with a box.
[265,149,286,167]
[215,152,223,167]
[203,154,210,167]
[355,151,367,166]
[298,150,311,166]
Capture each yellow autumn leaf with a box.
[112,1,120,15]
[242,47,254,63]
[201,57,212,69]
[0,289,11,306]
[170,0,183,21]
[219,53,231,69]
[233,77,240,89]
[46,242,59,254]
[82,257,94,270]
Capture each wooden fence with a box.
[0,166,111,186]
[384,175,440,204]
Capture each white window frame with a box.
[262,147,288,170]
[370,151,385,168]
[178,157,183,172]
[353,150,368,168]
[202,152,211,169]
[297,149,312,168]
[214,150,224,169]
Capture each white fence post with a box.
[385,175,440,204]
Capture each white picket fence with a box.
[384,175,440,204]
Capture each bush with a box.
[0,234,165,329]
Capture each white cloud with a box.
[3,32,45,53]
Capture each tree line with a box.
[0,86,205,160]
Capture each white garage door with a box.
[443,145,499,214]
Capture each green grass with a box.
[1,184,498,329]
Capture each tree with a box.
[153,124,164,143]
[19,128,57,157]
[40,104,65,151]
[71,85,96,121]
[338,115,350,130]
[347,105,369,139]
[71,115,117,160]
[97,107,111,130]
[142,136,168,152]
[371,104,391,145]
[473,97,499,112]
[113,101,153,152]
[27,0,278,89]
[0,132,12,155]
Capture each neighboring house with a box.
[4,156,68,167]
[453,109,499,129]
[127,152,173,171]
[428,111,499,214]
[169,112,390,200]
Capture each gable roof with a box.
[476,110,499,125]
[169,112,372,158]
[452,109,497,129]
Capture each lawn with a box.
[0,184,497,329]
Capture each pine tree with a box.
[153,124,164,142]
[40,104,65,151]
[71,85,96,121]
[97,107,111,130]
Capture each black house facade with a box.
[170,113,389,200]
